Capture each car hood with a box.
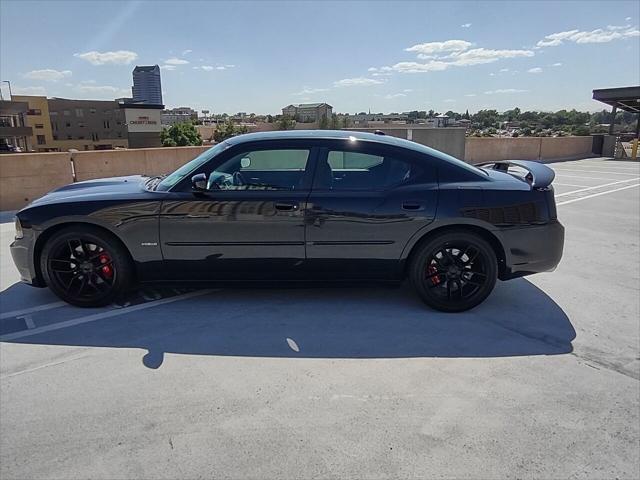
[28,175,149,206]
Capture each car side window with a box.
[208,149,310,191]
[318,150,419,191]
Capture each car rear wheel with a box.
[41,226,133,307]
[409,231,497,312]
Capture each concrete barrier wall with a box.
[0,152,74,211]
[72,146,209,181]
[464,136,593,164]
[0,146,210,211]
[0,136,598,211]
[346,127,466,158]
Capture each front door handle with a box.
[402,202,424,211]
[274,202,298,211]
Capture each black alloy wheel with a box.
[410,231,497,312]
[41,226,133,307]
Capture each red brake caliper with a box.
[427,265,441,285]
[98,253,113,278]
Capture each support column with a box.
[608,105,617,135]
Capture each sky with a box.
[1,0,639,115]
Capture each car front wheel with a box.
[40,226,133,307]
[409,231,498,312]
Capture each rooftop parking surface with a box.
[1,157,639,479]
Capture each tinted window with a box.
[209,149,309,191]
[319,150,419,190]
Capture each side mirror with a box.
[240,157,251,169]
[191,173,208,191]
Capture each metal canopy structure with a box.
[592,86,640,138]
[593,86,640,113]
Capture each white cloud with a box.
[625,17,632,21]
[165,57,189,65]
[537,25,640,47]
[201,65,214,71]
[445,47,534,66]
[499,68,509,72]
[76,84,128,94]
[552,62,563,67]
[333,77,385,87]
[216,66,227,70]
[484,88,528,94]
[528,67,543,73]
[403,88,414,92]
[443,98,456,103]
[182,49,193,55]
[192,66,200,70]
[461,23,472,28]
[367,67,378,72]
[464,93,477,97]
[74,50,138,65]
[160,64,177,71]
[405,40,473,55]
[24,69,72,82]
[294,86,330,96]
[12,85,47,95]
[382,93,407,99]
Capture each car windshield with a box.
[155,142,229,191]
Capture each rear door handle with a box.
[275,202,298,211]
[402,202,424,211]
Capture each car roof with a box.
[225,129,485,177]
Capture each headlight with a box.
[14,217,23,239]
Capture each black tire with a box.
[409,230,497,312]
[40,225,134,307]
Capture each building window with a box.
[90,108,96,114]
[36,135,46,145]
[63,110,70,116]
[27,109,42,115]
[52,122,57,131]
[91,133,99,141]
[53,135,58,140]
[65,122,71,127]
[78,136,85,140]
[67,135,72,140]
[78,122,86,128]
[103,120,110,129]
[104,110,111,115]
[50,111,58,116]
[75,109,84,117]
[35,124,44,129]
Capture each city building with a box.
[47,98,129,151]
[349,112,408,126]
[0,99,33,152]
[161,107,198,126]
[12,95,56,151]
[282,103,332,123]
[11,96,164,151]
[132,65,163,105]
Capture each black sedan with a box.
[10,130,564,312]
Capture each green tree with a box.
[161,122,203,147]
[319,115,329,129]
[330,114,340,129]
[213,121,247,142]
[276,115,295,130]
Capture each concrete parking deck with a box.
[1,158,639,479]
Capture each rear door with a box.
[305,142,438,279]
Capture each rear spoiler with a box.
[477,160,555,188]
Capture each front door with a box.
[305,144,438,280]
[160,146,315,280]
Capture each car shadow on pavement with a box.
[1,278,575,368]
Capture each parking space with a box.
[1,158,639,479]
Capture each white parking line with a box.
[0,301,66,320]
[0,289,217,342]
[557,183,640,206]
[554,174,635,181]
[551,168,639,176]
[553,183,590,188]
[555,177,640,197]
